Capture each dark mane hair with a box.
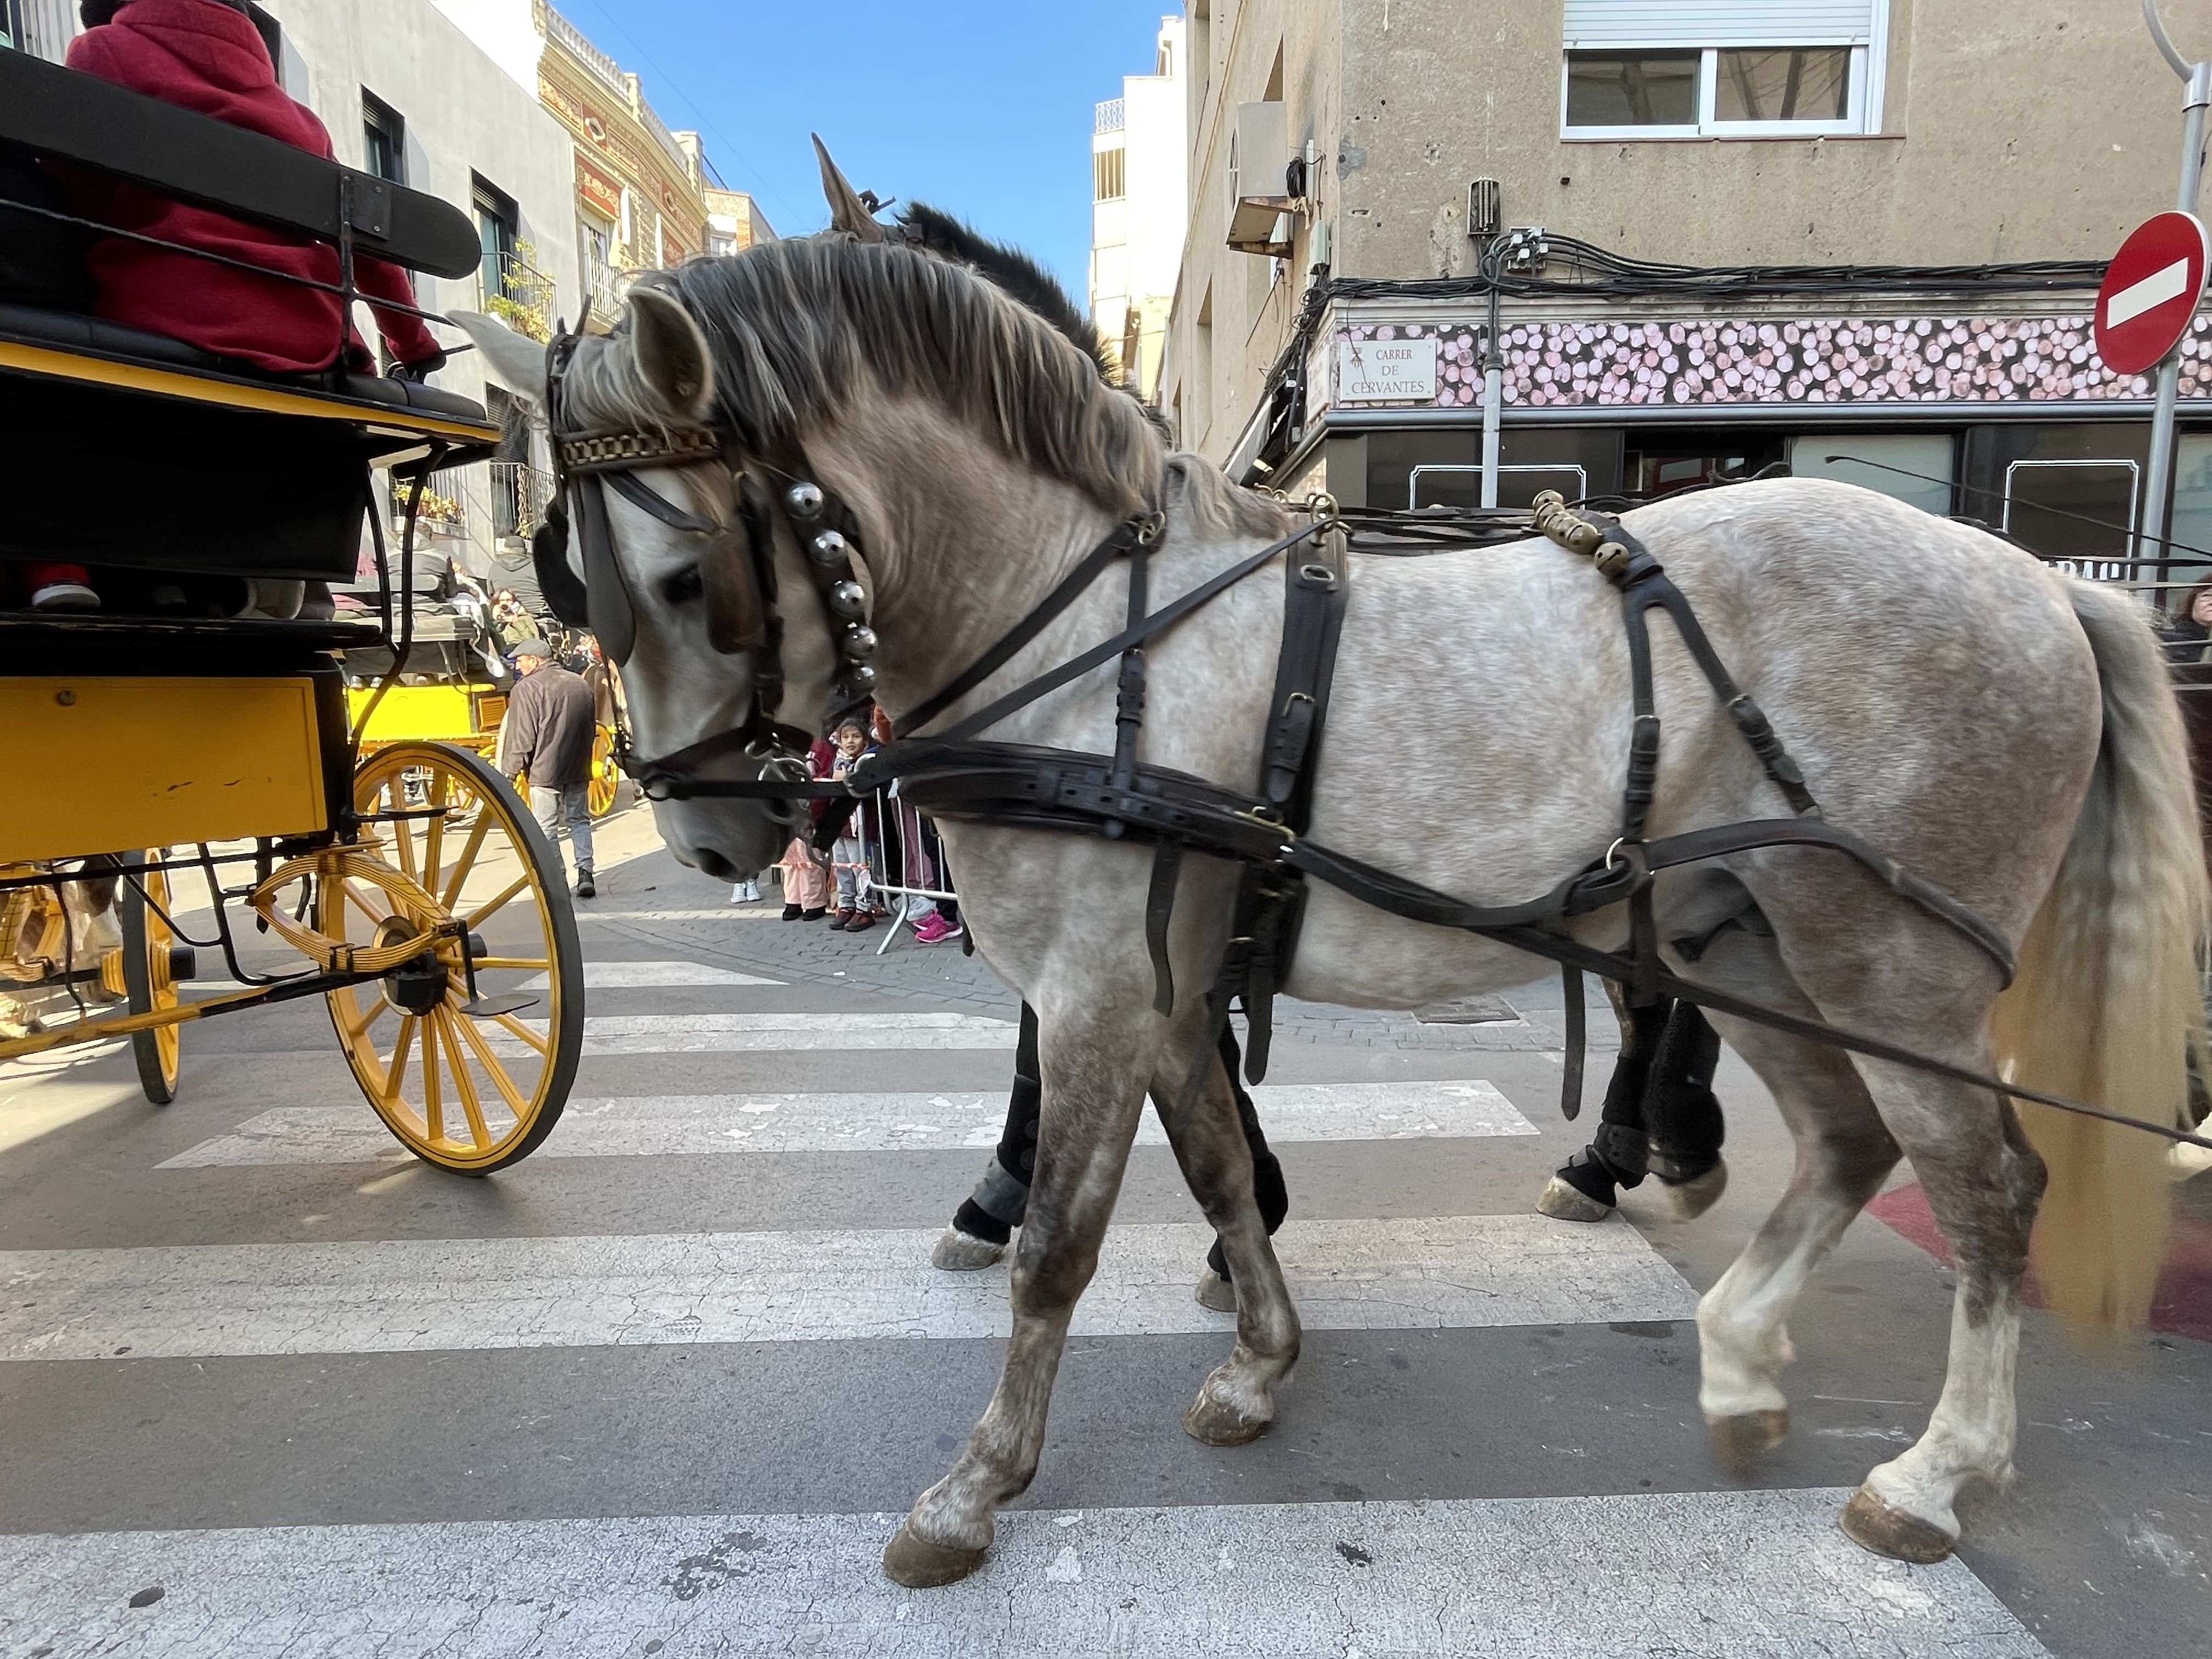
[893,203,1113,381]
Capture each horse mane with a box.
[566,236,1163,521]
[893,202,1113,382]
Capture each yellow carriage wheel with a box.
[588,723,621,818]
[321,742,584,1174]
[119,855,186,1105]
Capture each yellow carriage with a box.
[0,50,585,1171]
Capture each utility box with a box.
[1226,100,1295,256]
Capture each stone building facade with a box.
[1161,0,2212,579]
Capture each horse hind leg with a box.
[1694,1011,1901,1475]
[883,1002,1155,1589]
[1837,1062,2043,1564]
[1148,1028,1301,1446]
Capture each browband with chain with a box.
[557,426,723,476]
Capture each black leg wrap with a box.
[1203,1023,1289,1286]
[953,1195,1013,1246]
[1553,1147,1623,1210]
[1644,1002,1725,1184]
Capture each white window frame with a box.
[1560,2,1887,141]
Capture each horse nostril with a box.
[693,849,738,880]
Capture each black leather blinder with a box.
[531,497,591,630]
[572,475,638,665]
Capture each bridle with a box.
[535,325,883,800]
[533,322,1167,804]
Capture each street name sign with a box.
[1338,337,1438,403]
[2094,210,2210,376]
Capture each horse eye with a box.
[661,567,705,605]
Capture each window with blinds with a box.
[1561,0,1885,138]
[1094,145,1126,202]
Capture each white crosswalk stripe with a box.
[548,1011,1018,1053]
[157,1080,1534,1166]
[520,960,783,988]
[0,1214,1692,1358]
[0,1491,2047,1659]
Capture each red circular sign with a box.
[2095,210,2210,376]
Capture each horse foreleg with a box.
[883,1002,1154,1589]
[1149,1030,1301,1446]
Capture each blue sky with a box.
[560,1,1175,300]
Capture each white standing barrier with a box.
[858,787,959,953]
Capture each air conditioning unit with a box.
[1226,100,1295,256]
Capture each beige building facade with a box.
[1163,1,2212,575]
[435,1,710,333]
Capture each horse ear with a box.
[627,285,715,422]
[449,309,549,400]
[813,133,887,243]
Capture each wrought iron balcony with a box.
[489,462,555,539]
[477,251,555,343]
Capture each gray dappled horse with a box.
[458,218,2205,1586]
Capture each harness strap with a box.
[928,522,1327,744]
[896,514,1163,739]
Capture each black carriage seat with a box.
[0,302,492,426]
[0,49,499,590]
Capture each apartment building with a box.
[1163,1,2212,575]
[1091,15,1190,398]
[433,0,712,334]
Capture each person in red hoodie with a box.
[20,0,446,612]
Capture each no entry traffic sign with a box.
[2095,210,2210,376]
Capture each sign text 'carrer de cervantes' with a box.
[1338,337,1438,404]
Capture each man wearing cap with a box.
[500,639,600,899]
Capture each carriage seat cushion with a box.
[0,302,490,422]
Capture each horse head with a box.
[453,144,1166,883]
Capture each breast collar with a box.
[534,325,1166,802]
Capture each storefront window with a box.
[2166,433,2212,596]
[2004,459,2137,582]
[1788,434,1954,517]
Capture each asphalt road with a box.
[1,807,2205,1657]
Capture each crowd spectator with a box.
[499,639,598,899]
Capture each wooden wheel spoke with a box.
[420,1012,443,1143]
[386,792,419,883]
[491,1010,551,1055]
[438,814,494,913]
[382,1015,417,1109]
[454,1009,532,1116]
[338,994,381,1041]
[345,881,392,929]
[422,775,453,898]
[465,873,532,930]
[435,1009,493,1149]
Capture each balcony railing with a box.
[489,461,555,540]
[1095,98,1125,134]
[586,258,628,326]
[638,98,691,179]
[542,3,626,97]
[477,251,554,343]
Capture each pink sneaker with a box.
[911,911,963,944]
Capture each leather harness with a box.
[528,333,2212,1156]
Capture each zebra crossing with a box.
[0,927,2059,1657]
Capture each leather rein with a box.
[529,338,2212,1156]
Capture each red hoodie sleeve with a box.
[357,254,442,366]
[282,99,443,369]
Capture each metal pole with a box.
[1479,270,1503,507]
[2138,3,2209,598]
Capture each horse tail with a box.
[1989,579,2208,1333]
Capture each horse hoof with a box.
[882,1523,989,1588]
[1662,1160,1728,1220]
[1193,1269,1237,1313]
[1184,1384,1272,1447]
[1839,1486,1956,1564]
[1706,1407,1790,1476]
[930,1226,1006,1271]
[1536,1176,1612,1223]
